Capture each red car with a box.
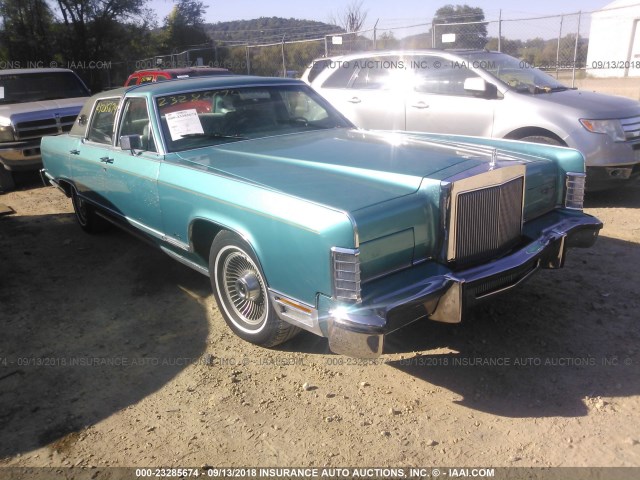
[124,67,230,87]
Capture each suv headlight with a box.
[579,118,625,142]
[0,125,15,142]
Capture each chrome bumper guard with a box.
[327,213,602,358]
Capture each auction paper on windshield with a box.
[165,109,204,141]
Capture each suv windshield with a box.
[0,71,90,104]
[459,52,569,94]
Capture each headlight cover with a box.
[565,172,586,210]
[579,118,625,142]
[0,125,15,143]
[331,247,361,302]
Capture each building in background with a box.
[586,0,640,77]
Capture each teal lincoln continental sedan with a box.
[40,75,602,358]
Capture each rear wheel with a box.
[71,188,110,233]
[209,230,300,347]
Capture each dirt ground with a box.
[1,173,639,478]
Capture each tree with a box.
[433,4,487,49]
[0,0,54,63]
[52,0,154,90]
[53,0,150,61]
[163,0,209,51]
[329,0,368,33]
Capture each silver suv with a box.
[0,68,90,191]
[304,50,640,191]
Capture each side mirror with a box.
[464,77,498,99]
[120,134,142,153]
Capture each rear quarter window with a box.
[87,98,120,144]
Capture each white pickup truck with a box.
[0,68,90,191]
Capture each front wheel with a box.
[518,135,564,146]
[209,231,300,347]
[0,166,15,193]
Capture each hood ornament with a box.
[490,148,497,170]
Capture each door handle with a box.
[347,97,362,104]
[100,157,114,164]
[411,102,430,109]
[70,149,80,155]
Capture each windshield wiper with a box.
[181,132,247,140]
[533,85,570,94]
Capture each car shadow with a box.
[0,212,211,458]
[382,234,640,418]
[585,181,640,208]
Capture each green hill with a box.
[204,17,343,44]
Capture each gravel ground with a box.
[1,174,639,479]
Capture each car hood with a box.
[519,89,640,118]
[174,129,538,212]
[0,97,87,125]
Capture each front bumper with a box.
[327,211,602,358]
[0,141,43,171]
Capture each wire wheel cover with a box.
[222,250,267,326]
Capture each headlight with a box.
[579,118,625,142]
[0,125,15,142]
[565,172,586,210]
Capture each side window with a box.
[321,61,357,89]
[139,75,153,84]
[281,90,329,122]
[118,97,157,153]
[351,57,401,90]
[413,57,482,96]
[124,77,137,87]
[87,98,119,144]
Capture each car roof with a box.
[0,68,78,75]
[126,75,305,95]
[311,49,496,62]
[131,67,229,76]
[85,76,307,104]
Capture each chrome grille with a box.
[621,115,640,141]
[455,176,524,263]
[14,115,77,140]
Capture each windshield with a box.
[0,71,90,104]
[156,84,352,152]
[458,52,569,94]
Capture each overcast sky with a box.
[149,0,614,26]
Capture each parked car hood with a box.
[174,129,539,212]
[0,97,87,125]
[516,89,640,118]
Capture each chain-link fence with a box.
[122,5,639,89]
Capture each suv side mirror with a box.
[464,77,498,99]
[120,134,141,152]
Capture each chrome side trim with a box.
[269,290,321,336]
[160,246,209,276]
